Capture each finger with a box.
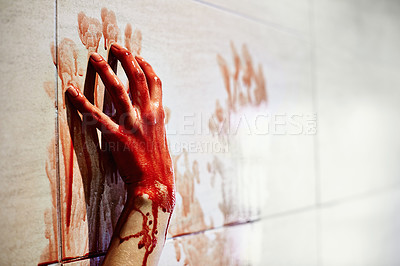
[89,53,133,118]
[107,46,118,74]
[76,62,100,146]
[101,50,118,155]
[110,43,150,111]
[66,85,119,135]
[83,60,96,104]
[135,55,162,105]
[102,49,118,118]
[105,50,140,131]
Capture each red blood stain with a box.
[118,206,159,265]
[170,43,268,264]
[124,23,142,56]
[66,136,74,227]
[211,42,267,138]
[101,8,119,50]
[52,38,79,229]
[168,148,208,238]
[173,230,234,265]
[40,136,58,263]
[51,38,78,108]
[77,12,102,52]
[207,156,233,223]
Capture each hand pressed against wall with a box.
[66,43,175,266]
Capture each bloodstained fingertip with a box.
[90,52,103,62]
[110,43,131,57]
[135,55,145,62]
[66,85,79,98]
[110,42,124,51]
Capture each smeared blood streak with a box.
[92,75,100,108]
[119,201,170,266]
[40,137,59,264]
[63,134,74,228]
[119,205,157,265]
[165,213,172,241]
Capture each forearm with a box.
[103,191,172,266]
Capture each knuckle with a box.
[91,110,102,122]
[144,112,157,124]
[152,75,162,87]
[110,82,124,95]
[155,105,166,119]
[134,70,146,83]
[158,107,166,121]
[141,107,158,125]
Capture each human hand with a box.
[66,43,175,211]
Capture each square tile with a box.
[320,188,400,265]
[314,0,400,202]
[258,210,318,265]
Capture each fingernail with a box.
[111,43,124,50]
[135,55,144,61]
[66,86,79,97]
[90,53,103,62]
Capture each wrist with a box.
[124,176,176,214]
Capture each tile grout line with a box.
[309,0,320,209]
[308,0,323,265]
[168,218,262,241]
[320,184,400,208]
[60,252,107,264]
[54,0,63,263]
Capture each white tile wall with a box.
[1,0,400,265]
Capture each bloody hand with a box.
[66,43,175,211]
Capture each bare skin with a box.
[66,43,175,266]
